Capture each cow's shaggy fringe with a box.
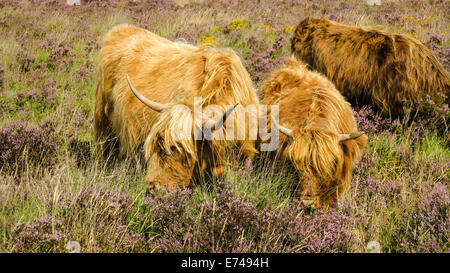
[291,18,450,120]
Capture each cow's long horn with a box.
[272,118,293,138]
[338,132,365,142]
[278,125,293,137]
[126,74,168,112]
[204,104,238,132]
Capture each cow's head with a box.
[291,18,336,65]
[276,122,366,209]
[127,75,236,192]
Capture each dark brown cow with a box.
[291,18,449,120]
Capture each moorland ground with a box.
[0,0,448,252]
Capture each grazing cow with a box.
[94,24,258,191]
[291,18,449,119]
[260,56,367,209]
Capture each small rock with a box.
[366,0,381,6]
[66,0,81,6]
[366,240,381,253]
[66,241,81,253]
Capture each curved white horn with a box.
[126,74,168,112]
[204,104,239,132]
[272,117,293,138]
[278,125,293,137]
[338,132,365,142]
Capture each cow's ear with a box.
[355,133,368,150]
[339,132,367,159]
[339,132,367,151]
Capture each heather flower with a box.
[84,39,98,52]
[0,119,61,171]
[0,0,449,254]
[423,33,450,70]
[18,54,35,73]
[39,81,57,105]
[136,187,193,243]
[39,36,75,71]
[414,94,449,137]
[373,11,403,25]
[15,82,57,109]
[75,61,92,81]
[119,227,148,252]
[73,186,132,217]
[328,5,355,22]
[127,0,178,10]
[10,216,67,253]
[142,181,358,253]
[244,34,286,84]
[390,183,449,253]
[16,88,37,106]
[352,105,391,134]
[64,103,90,131]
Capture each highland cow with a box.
[291,18,449,120]
[94,24,259,191]
[260,56,367,209]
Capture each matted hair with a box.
[291,18,449,120]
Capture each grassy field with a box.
[0,0,448,253]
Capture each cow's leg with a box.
[93,95,119,159]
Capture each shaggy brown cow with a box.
[260,56,367,209]
[291,18,449,119]
[94,24,259,191]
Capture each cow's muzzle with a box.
[300,195,319,208]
